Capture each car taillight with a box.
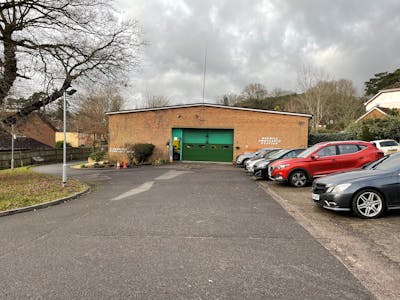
[377,151,384,158]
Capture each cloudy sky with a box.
[116,0,400,108]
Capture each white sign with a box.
[258,137,281,145]
[109,147,127,153]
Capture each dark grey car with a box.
[312,152,400,219]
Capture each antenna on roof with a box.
[202,41,207,104]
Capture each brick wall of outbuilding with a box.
[359,109,387,121]
[16,113,56,148]
[108,106,310,162]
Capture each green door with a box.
[181,129,233,162]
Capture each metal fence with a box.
[0,148,91,170]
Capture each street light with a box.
[11,124,15,170]
[62,88,77,187]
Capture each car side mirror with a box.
[311,155,320,160]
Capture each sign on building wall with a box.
[258,137,281,145]
[109,147,128,153]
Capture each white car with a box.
[244,149,280,173]
[371,139,400,155]
[245,157,265,173]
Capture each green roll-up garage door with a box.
[181,129,233,162]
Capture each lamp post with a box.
[11,124,15,170]
[62,88,77,187]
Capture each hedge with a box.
[308,132,356,146]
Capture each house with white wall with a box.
[357,88,400,121]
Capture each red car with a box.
[268,141,384,187]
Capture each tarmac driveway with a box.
[0,163,373,299]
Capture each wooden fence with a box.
[0,148,91,170]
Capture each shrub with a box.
[126,143,155,164]
[55,140,72,148]
[152,158,165,166]
[89,150,106,162]
[344,116,400,141]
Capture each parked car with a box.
[312,152,400,218]
[235,148,275,167]
[268,141,384,187]
[253,148,306,179]
[371,139,400,155]
[244,149,280,173]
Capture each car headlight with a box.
[326,183,352,193]
[275,164,290,170]
[258,162,269,168]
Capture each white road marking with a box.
[111,181,155,201]
[111,170,192,201]
[155,170,191,180]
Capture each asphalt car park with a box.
[259,179,400,300]
[0,163,373,299]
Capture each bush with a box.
[89,150,106,162]
[126,143,155,164]
[55,140,72,148]
[345,116,400,141]
[308,132,356,145]
[152,158,165,166]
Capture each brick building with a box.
[55,132,94,148]
[107,104,312,163]
[0,112,56,149]
[16,112,57,147]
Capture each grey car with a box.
[312,152,400,219]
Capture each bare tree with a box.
[74,85,125,142]
[241,83,268,100]
[0,0,142,127]
[144,94,170,108]
[327,79,364,129]
[297,65,332,132]
[296,64,364,131]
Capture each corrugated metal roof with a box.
[106,103,312,118]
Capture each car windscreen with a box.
[264,149,281,158]
[370,154,400,171]
[296,144,320,158]
[380,140,399,147]
[268,149,288,159]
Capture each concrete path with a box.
[0,163,373,299]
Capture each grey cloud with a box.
[116,0,400,106]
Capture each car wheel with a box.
[352,189,385,219]
[242,158,249,167]
[289,170,308,187]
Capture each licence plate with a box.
[312,193,320,201]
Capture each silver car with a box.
[244,149,281,172]
[235,148,274,167]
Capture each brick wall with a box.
[55,132,95,147]
[16,113,56,148]
[108,106,310,162]
[360,109,387,121]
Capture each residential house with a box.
[357,88,400,122]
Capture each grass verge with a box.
[0,167,87,211]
